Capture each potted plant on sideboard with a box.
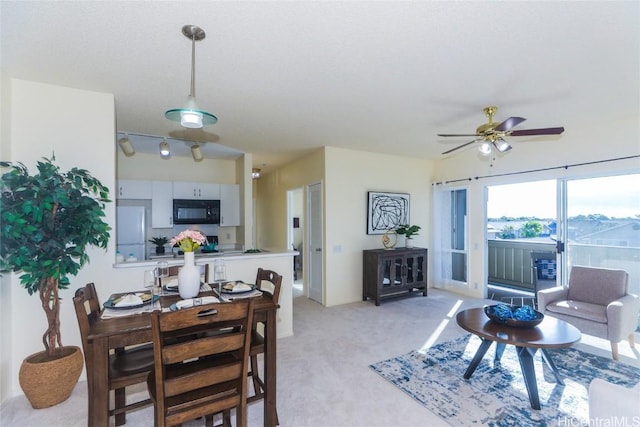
[0,156,111,408]
[149,236,169,254]
[395,224,421,248]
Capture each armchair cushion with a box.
[567,266,628,305]
[545,300,607,323]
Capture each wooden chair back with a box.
[73,283,153,426]
[255,268,282,306]
[160,263,209,286]
[149,299,254,427]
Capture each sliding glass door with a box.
[563,174,640,295]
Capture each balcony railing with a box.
[488,239,640,296]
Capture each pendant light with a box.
[165,25,218,129]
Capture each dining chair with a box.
[148,299,254,427]
[73,282,154,426]
[160,264,209,286]
[248,268,282,410]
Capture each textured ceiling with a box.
[2,1,638,172]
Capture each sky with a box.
[487,174,640,219]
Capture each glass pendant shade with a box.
[478,142,492,156]
[165,25,217,129]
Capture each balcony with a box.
[488,239,640,296]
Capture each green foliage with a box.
[520,221,543,238]
[499,225,516,239]
[149,236,168,246]
[0,157,111,357]
[396,224,421,239]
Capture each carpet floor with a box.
[2,287,638,426]
[370,334,640,426]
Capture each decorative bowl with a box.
[484,304,544,329]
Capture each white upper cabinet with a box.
[172,182,220,199]
[116,180,152,199]
[151,181,173,228]
[220,184,241,226]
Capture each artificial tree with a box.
[0,156,111,360]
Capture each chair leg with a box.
[250,355,263,398]
[114,387,126,426]
[629,333,636,349]
[610,341,619,361]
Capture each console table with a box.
[363,247,428,305]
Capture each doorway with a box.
[307,182,323,303]
[287,187,304,292]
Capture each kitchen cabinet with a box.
[116,180,152,199]
[362,247,428,306]
[151,181,173,228]
[219,184,240,226]
[172,182,220,200]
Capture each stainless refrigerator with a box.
[116,206,146,261]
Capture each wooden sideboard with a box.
[363,247,428,306]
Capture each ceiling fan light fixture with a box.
[478,142,492,156]
[159,140,171,158]
[165,25,218,129]
[191,144,203,161]
[495,139,512,153]
[118,134,135,156]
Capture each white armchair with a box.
[589,378,640,423]
[537,266,639,360]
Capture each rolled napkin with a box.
[114,293,144,307]
[175,296,219,310]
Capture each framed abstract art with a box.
[367,191,410,235]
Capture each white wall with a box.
[324,147,433,306]
[2,78,117,400]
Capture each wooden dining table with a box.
[85,290,278,426]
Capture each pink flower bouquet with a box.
[170,229,206,252]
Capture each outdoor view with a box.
[487,174,640,295]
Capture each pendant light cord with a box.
[190,31,196,98]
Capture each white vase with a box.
[405,237,414,248]
[178,251,200,299]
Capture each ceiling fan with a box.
[438,106,565,156]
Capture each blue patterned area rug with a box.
[370,334,640,426]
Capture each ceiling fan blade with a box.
[441,139,478,155]
[510,127,565,136]
[493,117,526,132]
[437,133,480,137]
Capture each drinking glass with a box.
[155,261,168,293]
[144,269,157,311]
[213,259,227,295]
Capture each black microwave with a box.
[173,199,220,224]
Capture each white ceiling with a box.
[2,1,638,172]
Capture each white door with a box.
[307,182,323,303]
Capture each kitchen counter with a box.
[111,249,297,339]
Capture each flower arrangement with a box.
[170,230,206,252]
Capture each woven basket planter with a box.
[18,346,84,409]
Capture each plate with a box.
[103,293,159,310]
[220,281,255,294]
[484,304,544,329]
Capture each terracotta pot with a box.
[19,345,84,409]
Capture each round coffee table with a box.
[456,307,581,410]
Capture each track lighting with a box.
[118,134,135,156]
[191,144,203,161]
[159,140,171,158]
[252,168,261,179]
